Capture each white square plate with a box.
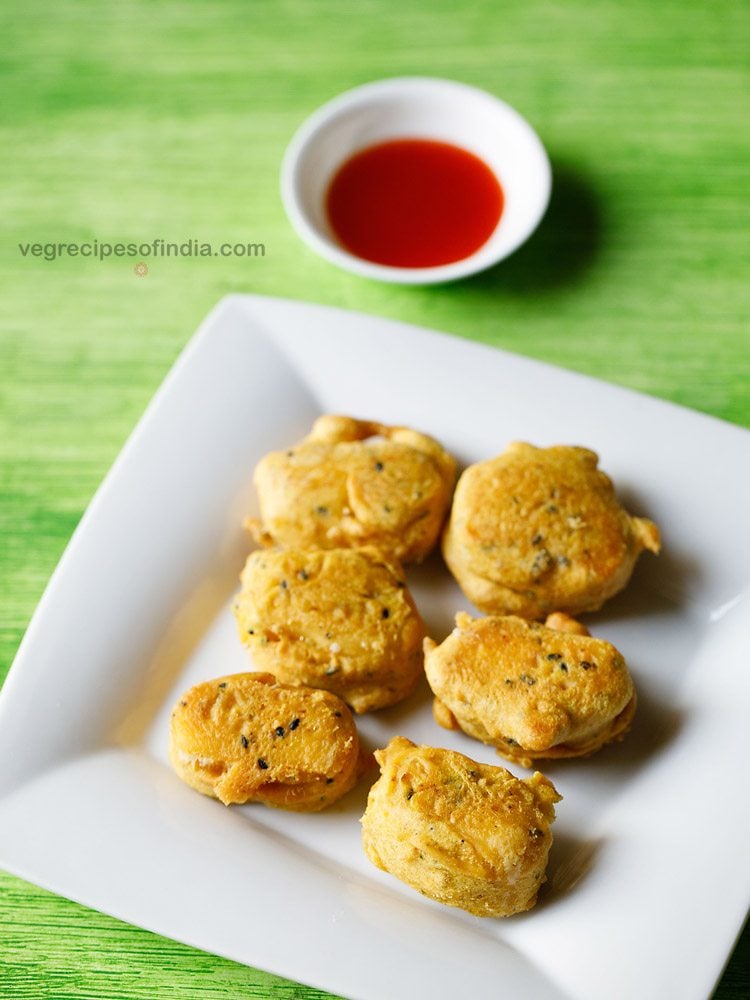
[1,295,748,1000]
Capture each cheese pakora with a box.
[169,672,364,811]
[442,442,660,619]
[247,415,456,564]
[361,736,561,917]
[424,611,636,766]
[233,545,425,713]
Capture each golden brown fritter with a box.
[424,612,636,767]
[442,442,660,619]
[361,737,560,917]
[247,415,456,564]
[233,545,426,713]
[169,672,365,811]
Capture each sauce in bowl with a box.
[326,138,504,269]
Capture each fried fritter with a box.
[442,442,660,619]
[424,611,636,766]
[169,672,364,811]
[247,415,456,564]
[233,545,426,713]
[361,736,561,917]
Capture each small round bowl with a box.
[280,77,552,284]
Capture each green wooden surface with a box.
[1,0,748,996]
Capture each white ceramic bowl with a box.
[280,77,552,284]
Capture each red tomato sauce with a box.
[325,138,503,269]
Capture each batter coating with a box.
[442,442,661,618]
[233,545,426,713]
[247,415,456,564]
[361,737,560,917]
[424,612,636,767]
[169,672,364,811]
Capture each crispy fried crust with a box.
[169,672,365,811]
[361,737,561,917]
[247,415,457,564]
[442,442,660,618]
[424,612,636,766]
[233,545,426,713]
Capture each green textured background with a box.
[1,1,748,997]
